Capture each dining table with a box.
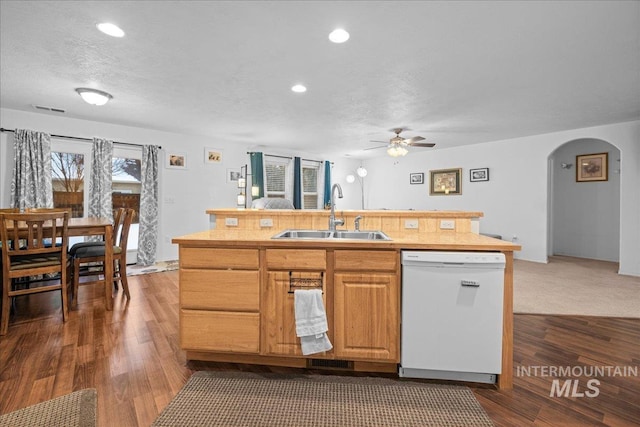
[3,216,116,311]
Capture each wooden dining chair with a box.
[0,210,70,335]
[70,208,134,307]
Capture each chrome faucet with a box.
[328,183,344,231]
[354,215,363,231]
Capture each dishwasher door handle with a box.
[461,280,480,287]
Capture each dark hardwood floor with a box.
[0,271,638,426]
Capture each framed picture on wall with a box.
[576,152,608,182]
[205,147,223,164]
[166,152,187,169]
[226,168,241,183]
[409,172,424,184]
[429,168,462,195]
[470,168,489,182]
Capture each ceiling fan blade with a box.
[405,136,425,144]
[369,140,389,143]
[363,146,385,151]
[408,142,436,148]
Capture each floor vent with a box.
[308,359,353,370]
[32,104,66,113]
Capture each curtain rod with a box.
[0,127,161,149]
[246,151,331,164]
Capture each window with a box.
[302,164,319,209]
[112,155,141,224]
[51,140,91,218]
[265,160,287,199]
[112,147,142,260]
[51,151,85,217]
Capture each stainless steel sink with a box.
[333,231,391,240]
[272,230,334,239]
[272,229,391,241]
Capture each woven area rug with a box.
[127,260,178,276]
[152,372,494,427]
[0,389,96,427]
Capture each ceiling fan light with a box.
[75,88,113,106]
[387,144,408,157]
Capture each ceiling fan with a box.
[367,128,436,157]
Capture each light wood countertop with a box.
[172,228,521,252]
[206,208,484,218]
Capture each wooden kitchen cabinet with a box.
[263,249,328,357]
[333,250,400,362]
[179,248,261,354]
[263,271,327,356]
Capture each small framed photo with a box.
[430,168,462,195]
[205,147,223,164]
[226,168,241,183]
[409,172,424,184]
[470,168,489,182]
[166,152,187,169]
[576,152,608,182]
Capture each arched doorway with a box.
[548,138,621,262]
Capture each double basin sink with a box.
[272,229,391,241]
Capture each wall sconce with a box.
[560,162,573,169]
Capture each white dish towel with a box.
[294,289,333,355]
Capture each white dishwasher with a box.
[399,251,505,384]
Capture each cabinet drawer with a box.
[181,269,260,311]
[334,250,398,271]
[180,247,259,269]
[181,310,260,353]
[266,249,326,270]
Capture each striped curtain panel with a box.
[10,128,54,210]
[88,138,113,222]
[137,145,159,266]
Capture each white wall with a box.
[2,108,638,275]
[0,108,357,261]
[551,139,620,262]
[362,120,640,276]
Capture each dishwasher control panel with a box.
[402,251,505,267]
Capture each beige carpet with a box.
[514,255,640,318]
[152,371,494,427]
[0,389,96,427]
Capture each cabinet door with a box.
[334,272,399,362]
[263,271,328,356]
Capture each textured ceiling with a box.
[1,1,639,158]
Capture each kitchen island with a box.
[173,209,520,389]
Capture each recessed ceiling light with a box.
[75,88,113,106]
[291,84,307,93]
[96,22,125,38]
[329,29,349,43]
